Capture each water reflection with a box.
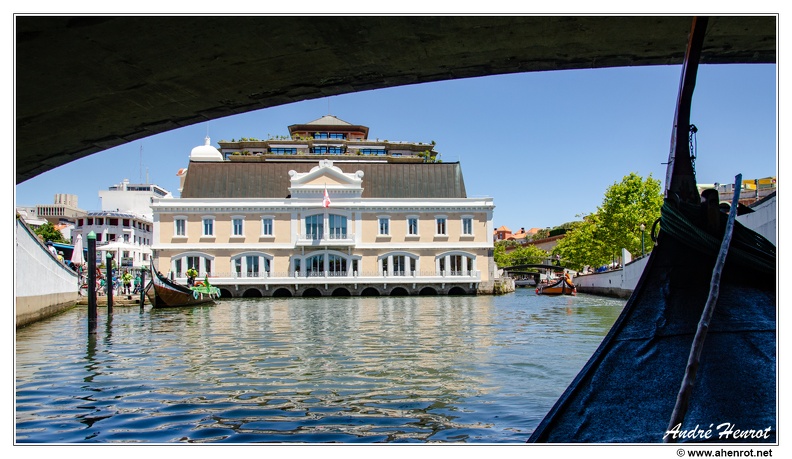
[16,291,624,443]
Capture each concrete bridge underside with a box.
[16,16,775,184]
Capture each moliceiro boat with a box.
[536,272,576,296]
[528,17,776,443]
[145,262,220,308]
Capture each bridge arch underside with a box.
[215,282,478,298]
[16,16,775,183]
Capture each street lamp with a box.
[640,223,646,257]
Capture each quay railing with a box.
[295,232,356,246]
[172,269,482,286]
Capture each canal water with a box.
[15,289,625,443]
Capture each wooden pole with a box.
[86,232,97,332]
[665,173,742,442]
[139,269,146,310]
[106,252,113,314]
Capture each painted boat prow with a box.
[528,17,776,443]
[146,263,219,308]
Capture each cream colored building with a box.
[151,116,496,297]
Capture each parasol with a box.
[70,233,85,266]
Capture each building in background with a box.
[99,179,172,220]
[698,176,777,208]
[152,115,496,297]
[33,194,86,226]
[15,206,47,230]
[17,195,84,242]
[72,211,154,269]
[71,180,171,269]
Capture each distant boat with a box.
[536,272,576,296]
[528,17,776,443]
[145,262,220,308]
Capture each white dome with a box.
[190,136,223,162]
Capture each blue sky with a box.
[14,63,777,231]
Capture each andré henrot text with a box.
[664,423,773,441]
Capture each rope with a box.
[659,201,775,275]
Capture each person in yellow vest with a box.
[122,269,133,295]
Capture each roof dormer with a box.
[288,160,364,200]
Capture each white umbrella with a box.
[97,241,139,252]
[70,233,84,266]
[97,241,140,271]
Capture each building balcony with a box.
[295,232,356,247]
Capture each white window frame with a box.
[231,251,273,278]
[292,250,360,277]
[436,251,476,277]
[461,215,474,236]
[174,216,187,238]
[378,251,420,277]
[231,215,245,237]
[435,215,448,236]
[172,252,215,277]
[406,215,420,237]
[378,215,391,236]
[202,215,215,237]
[261,215,275,237]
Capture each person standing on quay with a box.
[122,269,133,295]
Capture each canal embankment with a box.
[573,248,649,298]
[15,218,80,328]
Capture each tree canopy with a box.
[494,242,548,268]
[553,172,663,270]
[33,222,68,244]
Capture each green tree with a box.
[529,228,550,241]
[553,214,609,270]
[553,173,662,270]
[508,244,549,266]
[494,240,518,267]
[34,222,68,244]
[494,240,548,268]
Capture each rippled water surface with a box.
[16,290,625,443]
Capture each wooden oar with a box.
[664,173,743,442]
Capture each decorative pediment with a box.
[288,160,364,200]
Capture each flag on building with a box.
[322,186,331,208]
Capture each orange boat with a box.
[536,272,576,296]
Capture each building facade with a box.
[34,194,86,225]
[151,115,496,297]
[99,179,172,220]
[71,180,169,269]
[72,211,155,268]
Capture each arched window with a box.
[305,254,324,276]
[327,254,347,276]
[379,252,419,277]
[231,252,272,278]
[171,252,215,277]
[293,251,359,278]
[436,251,476,276]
